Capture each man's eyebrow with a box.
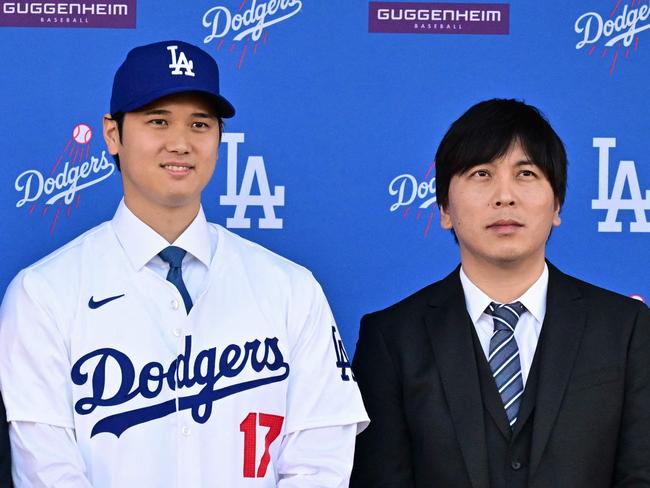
[514,159,536,166]
[139,109,217,119]
[461,158,537,174]
[141,108,171,116]
[191,112,218,119]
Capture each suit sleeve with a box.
[613,302,650,486]
[0,394,11,487]
[350,314,415,488]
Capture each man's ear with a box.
[439,204,453,230]
[552,200,562,228]
[103,114,121,155]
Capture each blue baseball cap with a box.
[110,40,235,118]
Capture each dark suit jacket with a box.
[351,263,650,488]
[0,395,11,487]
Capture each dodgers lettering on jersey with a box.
[72,335,289,437]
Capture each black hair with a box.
[435,98,567,210]
[108,109,225,171]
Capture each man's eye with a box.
[192,121,209,129]
[148,119,167,126]
[473,170,489,177]
[520,170,536,177]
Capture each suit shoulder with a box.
[551,268,649,329]
[562,272,647,313]
[361,271,456,329]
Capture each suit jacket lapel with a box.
[425,269,490,488]
[529,262,586,478]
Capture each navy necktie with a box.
[158,246,193,314]
[485,301,526,428]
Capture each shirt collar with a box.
[459,263,549,325]
[111,199,213,271]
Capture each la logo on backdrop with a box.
[219,133,285,230]
[590,137,647,304]
[574,0,650,74]
[591,137,650,233]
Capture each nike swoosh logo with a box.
[88,294,125,309]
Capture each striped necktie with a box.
[486,301,526,428]
[158,246,193,314]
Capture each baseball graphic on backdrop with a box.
[73,123,92,144]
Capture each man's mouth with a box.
[487,219,524,233]
[161,163,194,173]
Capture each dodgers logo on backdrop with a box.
[574,2,649,74]
[13,123,116,234]
[71,335,290,437]
[220,132,285,229]
[0,1,136,28]
[368,2,510,34]
[201,0,303,69]
[388,159,437,237]
[591,137,650,232]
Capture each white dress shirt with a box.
[2,200,367,487]
[459,264,549,386]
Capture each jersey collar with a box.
[111,199,213,271]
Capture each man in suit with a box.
[351,99,650,488]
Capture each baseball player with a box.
[0,40,368,487]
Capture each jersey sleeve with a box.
[0,270,75,428]
[10,422,92,487]
[283,272,369,436]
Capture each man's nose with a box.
[492,177,516,208]
[165,127,190,153]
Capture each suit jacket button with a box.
[511,460,522,470]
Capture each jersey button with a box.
[511,460,522,470]
[181,426,191,436]
[172,328,182,337]
[170,299,179,310]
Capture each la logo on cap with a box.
[167,45,195,77]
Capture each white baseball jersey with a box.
[0,203,368,487]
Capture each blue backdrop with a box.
[1,0,648,353]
